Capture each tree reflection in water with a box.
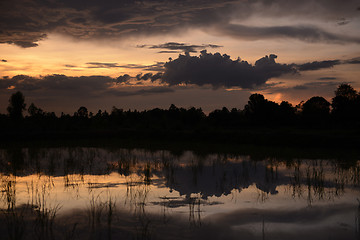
[0,147,359,240]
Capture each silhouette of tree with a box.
[334,83,357,99]
[95,110,102,118]
[332,83,359,121]
[7,91,26,120]
[209,107,231,126]
[76,106,88,118]
[169,104,178,112]
[28,103,44,117]
[244,93,280,124]
[111,106,123,117]
[3,85,360,142]
[245,94,267,115]
[184,107,205,126]
[279,101,296,124]
[302,96,330,123]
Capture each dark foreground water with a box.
[0,147,359,240]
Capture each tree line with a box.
[1,84,360,138]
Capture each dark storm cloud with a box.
[1,0,359,47]
[161,51,296,89]
[138,42,222,53]
[155,51,360,89]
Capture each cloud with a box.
[136,72,163,81]
[86,62,121,68]
[214,23,360,44]
[157,51,182,54]
[337,18,351,26]
[345,57,360,64]
[290,56,360,71]
[293,81,341,89]
[116,74,131,83]
[296,60,341,71]
[138,42,222,53]
[0,74,172,98]
[1,59,7,62]
[271,81,342,92]
[85,62,165,71]
[265,81,344,100]
[107,86,174,97]
[160,51,296,89]
[1,0,359,47]
[317,77,337,80]
[64,64,77,68]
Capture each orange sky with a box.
[1,0,360,114]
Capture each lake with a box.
[0,146,359,240]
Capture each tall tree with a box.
[302,96,330,123]
[332,84,359,121]
[7,91,26,120]
[28,103,44,117]
[77,106,88,118]
[244,93,280,123]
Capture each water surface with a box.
[0,147,359,240]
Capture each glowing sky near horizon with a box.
[0,0,360,114]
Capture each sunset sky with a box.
[1,0,360,114]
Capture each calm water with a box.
[0,147,359,240]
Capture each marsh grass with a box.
[3,205,27,240]
[356,199,360,239]
[87,193,105,231]
[33,177,61,240]
[86,192,117,240]
[2,175,17,210]
[34,202,61,240]
[188,196,202,228]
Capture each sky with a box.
[1,0,360,114]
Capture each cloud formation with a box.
[107,86,174,97]
[1,0,359,47]
[85,62,165,71]
[0,74,173,98]
[136,73,163,82]
[346,57,360,64]
[291,81,341,90]
[317,77,337,80]
[296,60,341,71]
[137,42,222,53]
[160,51,296,88]
[214,24,360,44]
